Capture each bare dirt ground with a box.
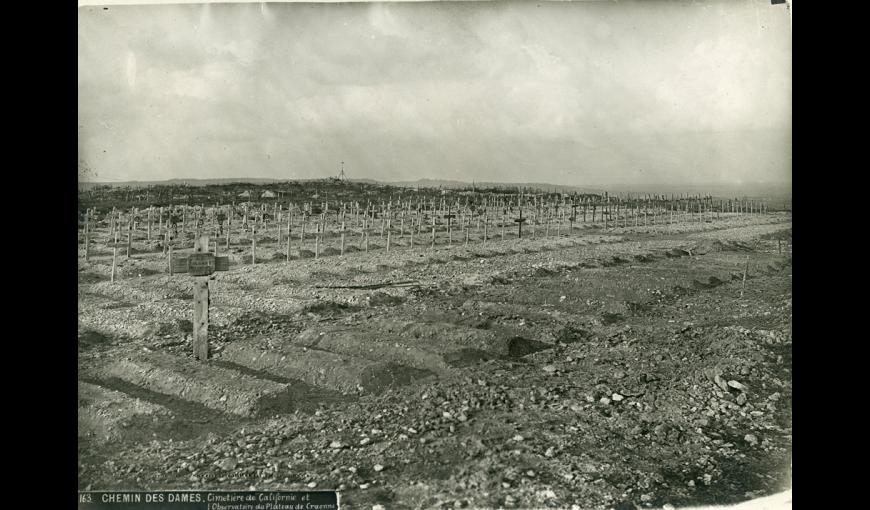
[78,213,792,510]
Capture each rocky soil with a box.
[78,213,792,510]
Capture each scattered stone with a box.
[713,374,730,392]
[537,489,556,500]
[600,397,611,405]
[374,464,384,472]
[359,437,371,446]
[513,435,524,442]
[612,393,624,402]
[215,458,237,471]
[744,434,759,446]
[727,380,746,391]
[543,365,557,373]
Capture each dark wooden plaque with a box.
[188,253,216,276]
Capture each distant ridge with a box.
[78,177,378,188]
[78,177,790,199]
[387,178,600,193]
[79,177,599,193]
[388,179,791,197]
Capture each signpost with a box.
[169,236,230,361]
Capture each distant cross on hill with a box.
[338,161,347,181]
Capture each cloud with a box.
[78,2,791,185]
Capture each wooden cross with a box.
[514,209,527,238]
[169,236,230,361]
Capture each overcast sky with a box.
[78,1,791,186]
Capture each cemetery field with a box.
[78,204,792,510]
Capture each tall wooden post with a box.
[409,219,415,247]
[251,226,257,265]
[483,215,488,243]
[340,221,346,256]
[111,230,118,282]
[386,219,392,252]
[287,222,301,262]
[84,212,90,262]
[192,236,210,361]
[314,224,320,259]
[431,214,436,250]
[501,213,506,241]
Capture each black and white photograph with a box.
[77,1,792,509]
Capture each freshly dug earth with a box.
[78,382,171,444]
[78,215,792,509]
[220,339,436,395]
[91,352,292,417]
